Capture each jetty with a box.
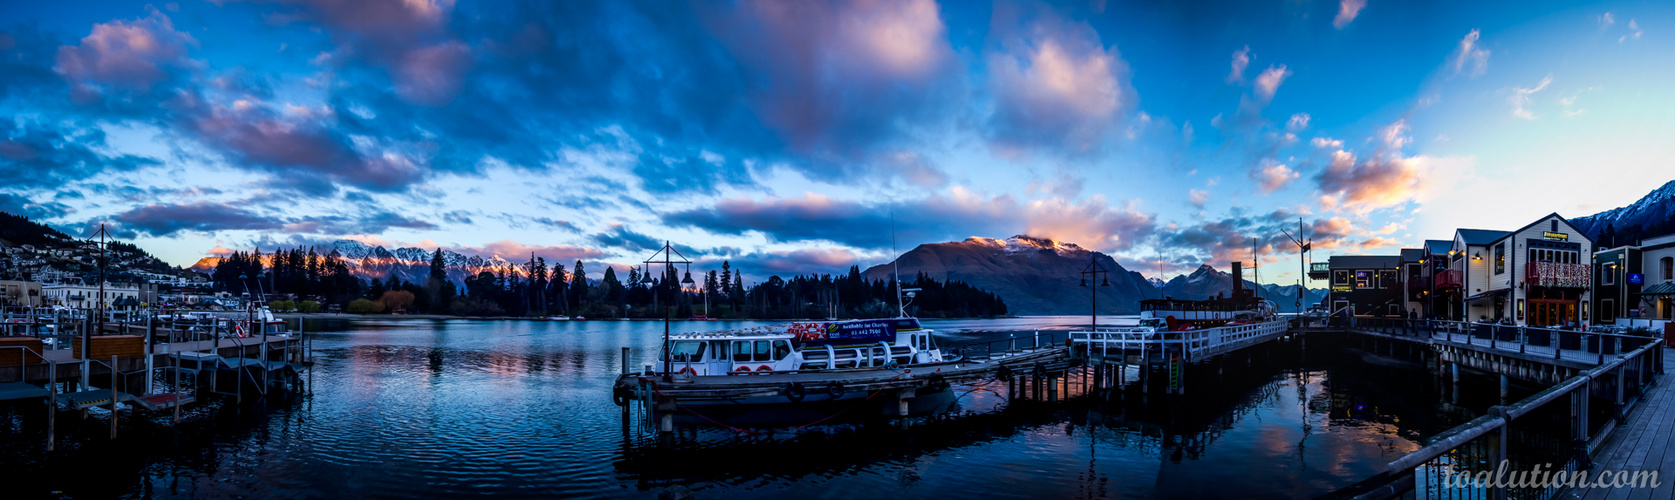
[0,311,314,448]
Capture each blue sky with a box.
[2,0,1672,286]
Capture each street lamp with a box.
[641,241,693,382]
[1079,252,1110,331]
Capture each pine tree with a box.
[569,260,589,310]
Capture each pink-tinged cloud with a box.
[1333,0,1366,29]
[1451,29,1489,77]
[451,240,608,263]
[709,0,956,156]
[1359,237,1401,250]
[1226,45,1250,83]
[1253,64,1290,102]
[54,7,197,92]
[395,41,473,106]
[986,4,1133,154]
[1252,162,1299,193]
[180,95,423,191]
[1316,149,1431,211]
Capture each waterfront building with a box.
[1596,232,1675,325]
[1400,248,1425,316]
[0,280,43,307]
[1452,214,1593,327]
[41,281,143,310]
[1310,254,1407,317]
[1418,239,1458,319]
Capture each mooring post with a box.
[109,354,118,440]
[1499,374,1509,402]
[173,352,181,424]
[145,314,155,396]
[657,396,675,433]
[897,389,912,416]
[1451,362,1460,383]
[621,347,630,375]
[1047,374,1057,402]
[47,360,56,451]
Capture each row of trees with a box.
[211,248,1007,319]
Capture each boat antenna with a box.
[892,201,903,318]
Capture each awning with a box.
[1637,282,1675,296]
[1464,289,1510,302]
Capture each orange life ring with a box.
[756,365,773,373]
[734,366,752,373]
[677,366,697,376]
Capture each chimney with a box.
[1231,261,1244,299]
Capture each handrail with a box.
[1327,340,1662,499]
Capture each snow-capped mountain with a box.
[1571,179,1675,246]
[861,235,1156,315]
[1158,264,1325,314]
[190,240,542,286]
[1146,277,1166,288]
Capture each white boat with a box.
[546,316,571,321]
[616,317,960,406]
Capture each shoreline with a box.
[269,312,1036,322]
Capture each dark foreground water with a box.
[0,317,1528,499]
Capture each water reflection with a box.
[0,318,1512,499]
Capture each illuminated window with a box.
[1494,244,1505,274]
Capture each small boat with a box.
[546,316,571,321]
[614,317,959,405]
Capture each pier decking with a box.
[1573,352,1675,500]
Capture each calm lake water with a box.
[0,316,1526,499]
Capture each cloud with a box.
[1251,161,1300,193]
[0,120,160,189]
[985,4,1134,154]
[1509,74,1552,120]
[394,41,474,106]
[699,248,866,281]
[1333,0,1366,29]
[1153,209,1350,272]
[1286,113,1310,131]
[1311,137,1343,149]
[707,0,958,161]
[1226,45,1250,83]
[589,223,663,253]
[1451,29,1490,77]
[632,152,756,196]
[1359,237,1400,250]
[53,6,197,94]
[178,95,425,193]
[450,240,608,263]
[113,202,436,237]
[1315,149,1434,211]
[1380,119,1410,150]
[1599,12,1614,29]
[663,190,1155,252]
[1253,65,1290,102]
[253,0,471,105]
[1188,189,1209,207]
[0,192,73,219]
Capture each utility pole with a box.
[1281,217,1312,314]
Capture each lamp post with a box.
[640,241,693,382]
[1079,252,1111,331]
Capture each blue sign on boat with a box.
[1628,273,1644,285]
[799,320,898,345]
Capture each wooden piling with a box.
[109,355,118,439]
[47,360,55,451]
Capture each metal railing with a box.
[1325,338,1664,500]
[951,330,1067,362]
[1341,318,1657,365]
[1068,320,1290,363]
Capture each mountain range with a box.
[1570,179,1675,247]
[190,240,528,286]
[857,235,1325,315]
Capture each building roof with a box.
[1457,229,1512,245]
[1400,248,1423,262]
[1424,240,1453,255]
[1328,255,1401,269]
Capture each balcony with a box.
[1434,270,1462,289]
[1527,262,1591,288]
[1308,262,1331,280]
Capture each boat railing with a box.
[1070,320,1290,363]
[948,330,1068,362]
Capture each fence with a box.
[1325,333,1663,500]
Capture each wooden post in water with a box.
[173,352,180,424]
[47,360,55,451]
[109,354,118,439]
[621,347,630,375]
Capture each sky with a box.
[2,0,1673,287]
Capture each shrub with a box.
[297,300,321,313]
[346,298,384,314]
[378,290,415,314]
[269,300,295,312]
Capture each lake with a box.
[0,316,1522,499]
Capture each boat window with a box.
[671,342,704,363]
[733,341,751,362]
[772,340,791,360]
[710,341,726,360]
[754,340,772,362]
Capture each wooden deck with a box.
[1345,328,1619,367]
[1573,349,1675,500]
